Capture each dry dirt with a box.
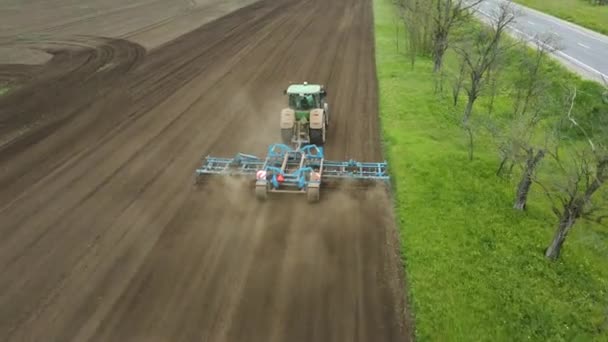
[0,0,413,341]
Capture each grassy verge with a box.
[513,0,608,35]
[0,87,8,96]
[373,0,608,340]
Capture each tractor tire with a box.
[307,186,320,203]
[309,124,325,146]
[281,128,293,145]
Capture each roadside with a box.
[471,0,608,84]
[512,0,608,35]
[374,0,608,339]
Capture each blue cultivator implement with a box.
[195,143,389,202]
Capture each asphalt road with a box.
[471,0,608,84]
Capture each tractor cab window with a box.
[289,93,319,110]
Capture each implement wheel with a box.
[306,186,320,203]
[255,184,267,201]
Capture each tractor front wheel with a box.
[281,128,293,145]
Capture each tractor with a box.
[280,82,329,148]
[194,83,390,203]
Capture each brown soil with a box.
[0,0,413,341]
[0,0,259,51]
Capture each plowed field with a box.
[0,0,411,341]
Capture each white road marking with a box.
[509,2,608,45]
[470,0,608,45]
[577,42,591,49]
[476,8,608,81]
[527,21,536,26]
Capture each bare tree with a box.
[395,0,487,73]
[453,1,518,160]
[508,34,560,210]
[541,150,608,260]
[512,33,559,116]
[488,106,550,190]
[488,33,563,209]
[431,0,485,72]
[395,0,435,67]
[455,2,516,123]
[513,148,545,210]
[451,58,467,106]
[485,56,505,115]
[534,87,608,260]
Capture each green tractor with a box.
[280,82,329,147]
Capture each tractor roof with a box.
[286,83,322,94]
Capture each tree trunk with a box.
[434,71,446,94]
[433,43,446,73]
[452,60,466,106]
[465,125,474,161]
[545,208,577,260]
[433,35,448,73]
[433,53,443,73]
[496,155,509,176]
[545,158,607,260]
[513,149,545,210]
[463,94,476,161]
[395,21,399,53]
[463,95,475,124]
[487,69,501,115]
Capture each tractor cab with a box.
[284,83,326,112]
[289,93,318,110]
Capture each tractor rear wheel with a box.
[309,124,325,146]
[281,128,293,145]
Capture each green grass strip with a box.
[373,0,608,340]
